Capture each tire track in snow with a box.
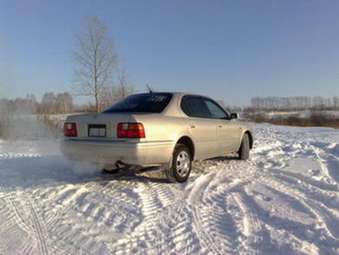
[0,189,48,255]
[1,195,32,235]
[29,201,49,255]
[42,181,141,254]
[0,200,36,254]
[188,172,226,254]
[232,192,265,254]
[233,188,321,254]
[271,170,339,211]
[28,179,142,254]
[110,179,202,254]
[270,175,339,241]
[186,166,256,255]
[0,185,38,251]
[259,176,339,247]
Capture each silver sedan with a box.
[61,92,253,182]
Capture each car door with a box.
[180,96,220,159]
[203,98,242,154]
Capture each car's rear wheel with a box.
[238,133,250,160]
[166,144,192,182]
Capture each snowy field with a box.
[0,124,339,254]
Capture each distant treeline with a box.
[251,96,339,111]
[0,92,74,115]
[247,111,339,129]
[0,92,81,139]
[0,86,134,116]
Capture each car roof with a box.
[140,91,209,98]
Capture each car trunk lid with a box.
[65,113,134,140]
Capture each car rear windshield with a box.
[103,93,173,113]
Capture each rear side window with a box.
[103,93,172,113]
[181,96,211,118]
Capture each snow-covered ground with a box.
[0,124,339,254]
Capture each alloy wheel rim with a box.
[176,151,190,177]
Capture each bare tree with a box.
[99,69,133,110]
[112,68,133,101]
[333,96,339,110]
[41,92,57,114]
[99,87,115,111]
[56,92,73,113]
[73,16,117,112]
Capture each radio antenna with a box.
[146,83,153,93]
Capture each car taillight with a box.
[64,122,77,137]
[117,122,145,138]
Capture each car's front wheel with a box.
[238,133,250,160]
[166,144,192,182]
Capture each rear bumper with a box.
[60,138,175,167]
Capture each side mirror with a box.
[230,113,238,119]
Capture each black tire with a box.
[166,144,192,183]
[102,168,120,174]
[238,133,250,160]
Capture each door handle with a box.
[190,125,196,129]
[218,125,223,128]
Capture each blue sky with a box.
[1,0,339,105]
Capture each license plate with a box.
[88,124,106,137]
